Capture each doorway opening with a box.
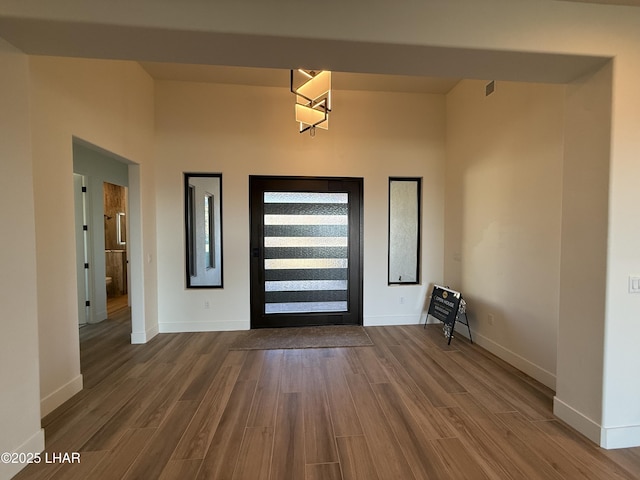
[249,176,363,329]
[72,139,144,343]
[104,182,129,318]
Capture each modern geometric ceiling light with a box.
[290,69,332,136]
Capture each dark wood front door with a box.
[249,176,363,328]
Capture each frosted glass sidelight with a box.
[388,178,421,284]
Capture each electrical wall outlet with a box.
[488,313,495,326]
[204,301,210,309]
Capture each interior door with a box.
[249,176,363,328]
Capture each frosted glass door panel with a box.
[263,192,349,314]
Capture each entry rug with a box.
[230,325,373,350]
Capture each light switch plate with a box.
[629,276,640,293]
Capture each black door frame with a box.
[249,175,363,329]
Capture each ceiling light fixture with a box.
[290,69,332,136]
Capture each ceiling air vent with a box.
[485,80,495,97]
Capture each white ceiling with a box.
[140,62,461,94]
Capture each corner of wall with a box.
[131,324,159,344]
[40,375,83,418]
[0,428,45,480]
[553,395,601,445]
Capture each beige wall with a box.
[154,81,446,331]
[555,63,611,439]
[601,51,640,447]
[0,39,44,480]
[28,56,156,415]
[445,80,565,388]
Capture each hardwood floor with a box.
[106,295,129,318]
[14,310,640,480]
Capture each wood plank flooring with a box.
[14,307,640,480]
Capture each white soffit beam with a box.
[0,15,609,84]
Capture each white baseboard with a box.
[363,314,422,326]
[0,428,45,480]
[470,330,556,390]
[131,324,159,344]
[158,320,248,333]
[553,396,601,445]
[554,402,640,449]
[40,374,83,418]
[600,423,640,449]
